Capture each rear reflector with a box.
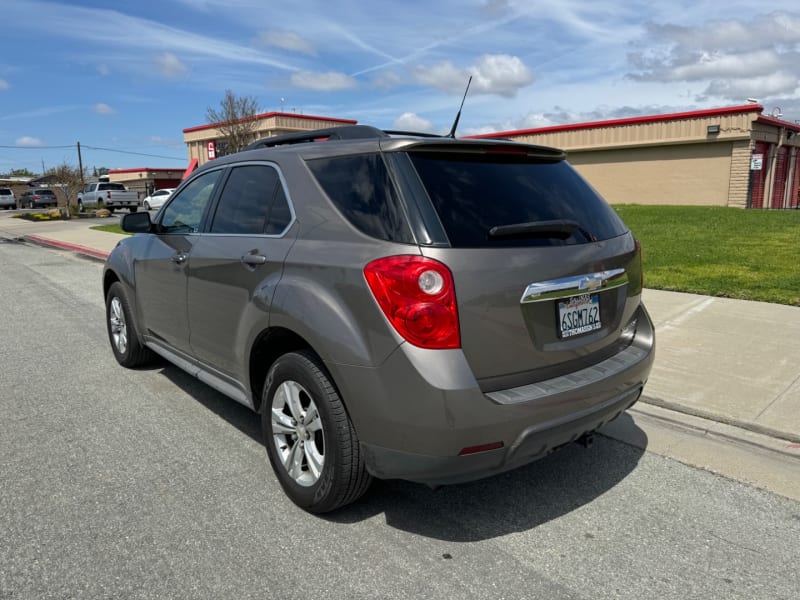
[458,441,504,456]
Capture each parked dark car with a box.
[103,125,655,513]
[20,188,57,209]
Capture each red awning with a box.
[182,158,199,180]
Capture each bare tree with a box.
[46,163,85,217]
[206,90,262,155]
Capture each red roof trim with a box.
[108,167,184,174]
[756,115,800,132]
[183,111,358,134]
[182,159,199,180]
[468,104,766,139]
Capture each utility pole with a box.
[76,142,85,186]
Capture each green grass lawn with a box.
[615,205,800,306]
[90,224,125,235]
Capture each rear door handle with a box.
[241,254,267,266]
[171,252,188,264]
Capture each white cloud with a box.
[155,53,188,78]
[290,71,357,91]
[16,136,43,146]
[414,54,533,97]
[94,103,115,115]
[627,12,800,101]
[702,72,799,100]
[371,71,402,90]
[393,112,434,132]
[259,30,316,56]
[0,79,9,90]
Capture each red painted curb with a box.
[24,234,110,261]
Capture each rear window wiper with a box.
[488,219,581,241]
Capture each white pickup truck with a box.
[78,182,141,213]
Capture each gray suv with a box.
[103,125,655,513]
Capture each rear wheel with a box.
[130,206,138,213]
[105,282,154,368]
[262,351,372,513]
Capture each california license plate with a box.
[558,294,601,338]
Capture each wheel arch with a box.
[249,327,319,414]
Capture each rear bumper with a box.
[361,385,641,485]
[327,304,655,485]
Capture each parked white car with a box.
[142,188,175,211]
[0,187,15,209]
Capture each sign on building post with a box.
[750,153,763,170]
[207,141,216,160]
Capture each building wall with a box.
[566,142,734,205]
[183,113,357,167]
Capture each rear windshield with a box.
[99,183,126,191]
[0,189,11,195]
[408,152,627,247]
[36,189,56,195]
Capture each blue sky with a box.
[1,0,799,174]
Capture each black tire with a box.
[261,351,372,513]
[130,206,138,213]
[143,201,151,210]
[77,201,84,212]
[105,281,154,368]
[107,207,115,214]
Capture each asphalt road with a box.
[1,240,798,600]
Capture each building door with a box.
[748,142,769,208]
[770,146,789,208]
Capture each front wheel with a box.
[105,282,154,368]
[262,351,372,513]
[143,201,151,210]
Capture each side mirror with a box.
[121,211,153,233]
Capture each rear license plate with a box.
[558,294,601,338]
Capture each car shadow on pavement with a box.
[156,362,647,542]
[327,415,648,542]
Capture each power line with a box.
[81,145,185,161]
[0,144,185,161]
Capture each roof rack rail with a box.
[246,125,388,150]
[383,130,444,139]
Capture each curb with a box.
[639,394,800,445]
[23,234,110,262]
[631,401,800,459]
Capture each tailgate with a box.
[421,233,642,388]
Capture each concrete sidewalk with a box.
[1,213,798,451]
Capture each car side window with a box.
[210,164,291,235]
[160,170,222,234]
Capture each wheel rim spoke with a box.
[304,406,322,432]
[271,408,295,435]
[304,443,324,480]
[283,382,305,422]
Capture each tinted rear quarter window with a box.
[307,154,413,243]
[408,152,627,247]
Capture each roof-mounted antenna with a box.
[447,75,472,139]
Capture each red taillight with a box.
[364,255,460,349]
[107,191,111,199]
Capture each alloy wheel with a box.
[271,380,325,487]
[109,296,128,355]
